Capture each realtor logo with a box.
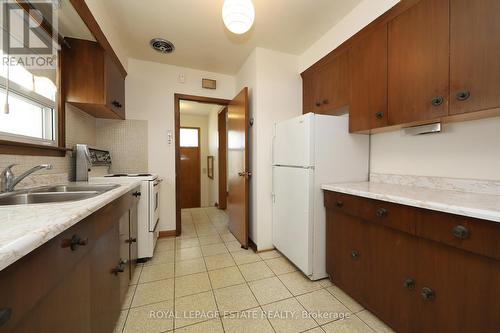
[1,0,58,69]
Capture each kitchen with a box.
[0,0,499,332]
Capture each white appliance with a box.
[272,113,369,280]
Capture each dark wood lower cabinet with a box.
[325,190,500,333]
[0,187,140,333]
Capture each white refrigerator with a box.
[272,113,369,280]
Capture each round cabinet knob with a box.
[452,225,470,240]
[126,237,137,244]
[132,191,141,197]
[351,250,360,260]
[375,112,384,119]
[431,96,444,107]
[111,260,126,275]
[403,278,416,290]
[456,91,470,101]
[376,208,388,218]
[335,201,343,208]
[315,102,321,107]
[0,308,12,327]
[322,99,329,105]
[421,287,436,301]
[61,235,88,251]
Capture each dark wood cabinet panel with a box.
[129,204,139,279]
[349,24,388,132]
[301,71,316,114]
[388,0,450,125]
[105,54,126,119]
[449,0,500,115]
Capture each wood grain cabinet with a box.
[63,38,126,120]
[324,191,500,333]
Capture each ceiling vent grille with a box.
[150,38,175,54]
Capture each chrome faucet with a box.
[0,164,53,193]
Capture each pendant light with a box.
[222,0,255,35]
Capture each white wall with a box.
[371,117,500,181]
[236,48,302,250]
[180,114,210,207]
[126,59,235,232]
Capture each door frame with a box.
[179,126,202,208]
[218,107,228,210]
[174,94,230,236]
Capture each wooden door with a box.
[349,24,388,132]
[218,107,228,210]
[179,127,201,208]
[227,88,249,248]
[388,0,450,125]
[450,0,500,115]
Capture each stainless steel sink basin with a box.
[0,191,100,205]
[0,183,121,206]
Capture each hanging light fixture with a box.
[222,0,255,35]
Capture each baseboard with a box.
[159,230,176,238]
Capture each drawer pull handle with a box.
[452,225,469,240]
[421,287,436,301]
[351,250,360,260]
[335,201,343,208]
[132,191,141,197]
[0,308,12,327]
[112,260,126,275]
[61,235,88,251]
[403,278,415,290]
[126,237,137,244]
[376,208,387,218]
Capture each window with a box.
[180,128,199,147]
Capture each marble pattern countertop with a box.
[321,181,500,223]
[0,179,141,271]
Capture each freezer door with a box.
[272,166,314,276]
[273,113,314,167]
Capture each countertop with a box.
[0,179,141,271]
[322,181,500,223]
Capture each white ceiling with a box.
[98,0,362,74]
[180,101,225,116]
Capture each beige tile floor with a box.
[114,207,395,333]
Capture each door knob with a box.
[111,260,126,275]
[61,235,88,251]
[238,171,252,178]
[351,250,360,260]
[376,208,388,218]
[126,237,137,244]
[421,287,436,301]
[452,225,469,240]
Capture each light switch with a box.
[167,130,173,145]
[178,73,185,84]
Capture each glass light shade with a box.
[222,0,255,34]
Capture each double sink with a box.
[0,184,120,206]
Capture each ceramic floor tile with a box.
[231,250,262,265]
[304,328,326,333]
[265,257,297,275]
[176,237,200,249]
[201,243,228,256]
[204,253,236,271]
[198,234,223,245]
[262,298,318,333]
[278,271,323,296]
[175,247,203,262]
[296,289,351,325]
[225,240,245,253]
[130,266,142,285]
[175,258,207,277]
[132,279,174,308]
[220,233,238,243]
[122,285,136,310]
[156,238,175,252]
[144,250,175,266]
[175,272,212,298]
[123,300,174,333]
[222,307,274,333]
[356,310,395,333]
[326,286,364,313]
[208,266,245,289]
[174,291,218,328]
[248,276,293,305]
[213,284,258,313]
[112,309,128,333]
[238,261,275,282]
[319,278,334,288]
[258,250,282,260]
[174,319,224,332]
[139,263,175,283]
[322,315,374,333]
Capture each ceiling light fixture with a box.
[222,0,255,35]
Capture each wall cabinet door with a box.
[388,0,450,125]
[349,24,388,132]
[105,54,126,119]
[449,0,500,115]
[302,71,316,114]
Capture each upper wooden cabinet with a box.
[63,38,126,120]
[301,49,350,115]
[449,0,500,115]
[349,24,388,132]
[388,0,450,125]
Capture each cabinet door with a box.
[349,24,388,132]
[118,210,132,301]
[450,0,500,115]
[302,71,316,114]
[129,204,139,278]
[388,0,449,125]
[105,54,126,119]
[90,224,121,333]
[314,51,350,114]
[417,239,500,333]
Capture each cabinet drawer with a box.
[324,191,416,234]
[416,210,500,261]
